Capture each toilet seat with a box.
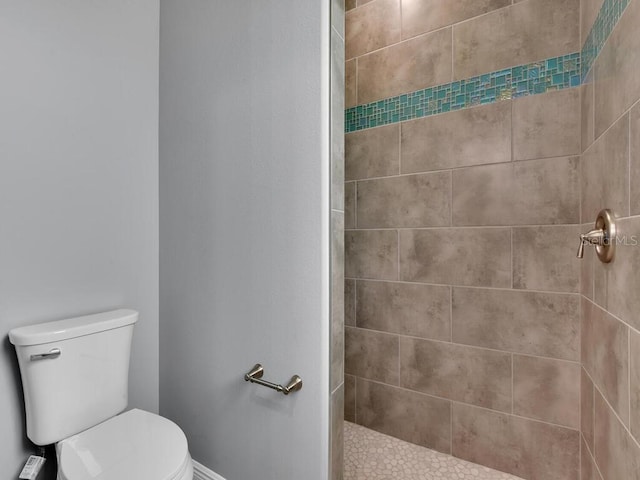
[57,409,192,480]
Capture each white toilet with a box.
[9,309,193,480]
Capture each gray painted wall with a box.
[159,1,331,479]
[0,1,160,477]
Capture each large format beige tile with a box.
[345,230,398,280]
[401,0,510,40]
[346,0,356,10]
[356,280,450,340]
[345,279,356,326]
[345,125,399,181]
[345,181,356,229]
[331,28,345,211]
[357,172,450,228]
[581,298,629,426]
[356,378,452,453]
[331,384,344,480]
[581,436,603,480]
[513,89,581,161]
[452,288,580,361]
[582,367,595,452]
[345,326,400,384]
[581,223,595,300]
[453,0,579,79]
[512,226,581,293]
[513,355,580,428]
[332,212,345,391]
[358,28,452,104]
[581,112,630,222]
[400,228,511,287]
[594,0,640,137]
[345,59,357,108]
[630,330,640,443]
[401,102,511,174]
[452,157,580,226]
[599,216,640,332]
[631,103,640,215]
[452,403,580,480]
[582,82,595,154]
[594,390,640,480]
[345,374,356,422]
[400,337,512,412]
[345,0,400,59]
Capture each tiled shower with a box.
[341,0,640,479]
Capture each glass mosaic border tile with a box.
[581,0,630,80]
[345,53,581,133]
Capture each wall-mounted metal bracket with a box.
[244,364,303,395]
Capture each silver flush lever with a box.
[30,348,61,361]
[577,229,605,258]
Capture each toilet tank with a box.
[9,309,138,446]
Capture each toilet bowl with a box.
[9,310,193,480]
[57,409,193,480]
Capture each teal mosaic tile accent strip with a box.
[345,53,581,133]
[581,0,630,79]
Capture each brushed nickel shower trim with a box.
[577,208,616,263]
[244,364,303,395]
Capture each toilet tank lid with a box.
[9,309,138,346]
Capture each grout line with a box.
[629,326,632,438]
[629,112,632,217]
[592,374,640,452]
[582,296,640,344]
[343,276,583,299]
[349,375,581,432]
[343,153,582,181]
[345,324,582,365]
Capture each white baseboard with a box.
[193,459,227,480]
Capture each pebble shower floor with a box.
[344,422,524,480]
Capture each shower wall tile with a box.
[331,213,345,392]
[597,216,640,332]
[630,329,640,442]
[512,88,581,161]
[345,59,356,108]
[400,337,512,412]
[512,355,580,428]
[345,125,399,180]
[581,298,629,426]
[581,367,595,452]
[356,281,450,340]
[452,403,580,480]
[344,279,356,326]
[581,82,595,154]
[330,383,344,480]
[452,157,580,226]
[452,288,580,361]
[400,0,510,40]
[630,103,640,215]
[452,0,579,79]
[345,326,399,384]
[400,101,512,174]
[345,230,398,280]
[345,0,400,60]
[345,374,356,422]
[332,0,345,38]
[594,390,640,480]
[580,224,595,300]
[356,172,451,228]
[345,181,355,229]
[357,28,452,104]
[593,0,640,137]
[356,378,452,453]
[345,0,356,11]
[512,226,581,293]
[399,228,511,287]
[581,438,603,480]
[580,112,630,222]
